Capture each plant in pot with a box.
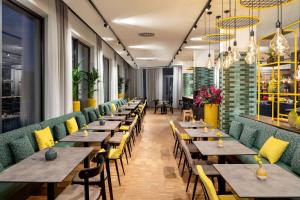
[84,67,99,108]
[118,77,125,99]
[99,115,105,126]
[72,64,85,112]
[254,154,267,180]
[195,85,222,128]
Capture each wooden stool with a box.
[182,109,193,121]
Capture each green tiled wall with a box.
[193,67,214,90]
[219,53,257,132]
[183,73,194,97]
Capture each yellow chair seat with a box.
[119,125,129,131]
[99,148,121,159]
[219,195,248,200]
[180,133,191,140]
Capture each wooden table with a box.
[185,128,230,139]
[0,147,93,200]
[88,121,121,136]
[193,140,257,194]
[102,115,126,121]
[178,121,209,129]
[214,164,300,199]
[114,110,131,117]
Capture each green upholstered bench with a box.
[0,111,87,200]
[98,98,128,116]
[227,115,300,177]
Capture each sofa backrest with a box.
[234,115,300,166]
[0,123,41,168]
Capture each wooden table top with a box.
[114,110,131,116]
[214,164,300,198]
[178,121,209,128]
[0,147,93,183]
[102,115,126,121]
[185,128,230,138]
[88,121,121,131]
[60,132,110,143]
[193,141,257,156]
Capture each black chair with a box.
[154,99,159,113]
[57,154,106,200]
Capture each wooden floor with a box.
[28,109,205,200]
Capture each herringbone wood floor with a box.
[28,109,206,200]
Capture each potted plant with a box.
[118,77,125,99]
[99,115,105,126]
[72,64,85,112]
[82,124,89,137]
[254,155,267,180]
[84,67,99,108]
[195,85,222,128]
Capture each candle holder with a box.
[216,132,224,148]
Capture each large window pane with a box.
[1,1,43,133]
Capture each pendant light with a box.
[232,0,241,62]
[270,0,290,56]
[206,10,214,69]
[245,1,257,65]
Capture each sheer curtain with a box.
[173,66,183,108]
[145,68,163,104]
[96,36,104,104]
[110,53,118,100]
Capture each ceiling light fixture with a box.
[193,24,198,30]
[206,11,214,69]
[190,37,203,41]
[104,23,109,29]
[232,0,241,62]
[245,0,257,65]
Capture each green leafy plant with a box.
[84,67,100,99]
[254,155,263,167]
[118,77,125,93]
[72,64,85,101]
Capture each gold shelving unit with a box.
[257,20,299,125]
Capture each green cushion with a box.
[54,141,78,148]
[275,129,300,165]
[98,105,105,115]
[9,136,34,163]
[88,111,97,122]
[103,105,110,115]
[277,161,296,176]
[53,123,67,141]
[0,182,30,200]
[0,163,4,172]
[237,148,269,165]
[239,126,258,148]
[291,145,300,176]
[76,113,87,129]
[94,109,100,118]
[229,121,243,140]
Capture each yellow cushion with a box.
[180,133,191,140]
[219,195,248,200]
[259,136,289,164]
[111,103,116,113]
[119,125,129,131]
[66,117,79,134]
[197,165,219,200]
[34,127,54,150]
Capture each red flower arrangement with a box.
[195,85,223,105]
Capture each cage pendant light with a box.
[270,0,290,56]
[206,11,214,69]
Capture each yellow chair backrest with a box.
[118,133,129,151]
[133,115,139,124]
[111,103,117,113]
[197,165,219,200]
[169,120,176,132]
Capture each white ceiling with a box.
[64,0,300,68]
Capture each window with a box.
[1,0,43,133]
[72,38,90,106]
[103,56,110,102]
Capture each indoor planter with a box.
[254,155,267,180]
[118,77,125,99]
[195,85,222,129]
[84,67,99,108]
[72,64,85,112]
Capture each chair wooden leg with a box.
[173,140,178,155]
[120,157,125,175]
[124,148,129,164]
[181,159,186,177]
[100,169,107,200]
[127,143,132,157]
[175,145,180,159]
[186,170,192,192]
[178,150,183,168]
[192,176,198,200]
[114,160,121,186]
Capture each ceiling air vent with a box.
[138,32,155,37]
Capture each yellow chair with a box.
[119,115,138,132]
[100,133,129,186]
[169,120,191,140]
[197,165,248,200]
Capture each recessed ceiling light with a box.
[103,37,114,41]
[136,57,158,61]
[190,37,203,41]
[138,32,155,37]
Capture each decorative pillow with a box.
[76,114,87,129]
[259,136,289,164]
[35,127,55,150]
[0,163,4,172]
[88,111,97,122]
[53,123,67,141]
[291,145,300,176]
[66,117,79,134]
[239,126,258,147]
[111,103,117,113]
[94,109,100,118]
[9,136,35,162]
[229,121,243,140]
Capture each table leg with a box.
[47,183,55,200]
[84,142,90,168]
[111,130,115,137]
[100,170,107,200]
[218,155,226,194]
[106,158,114,200]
